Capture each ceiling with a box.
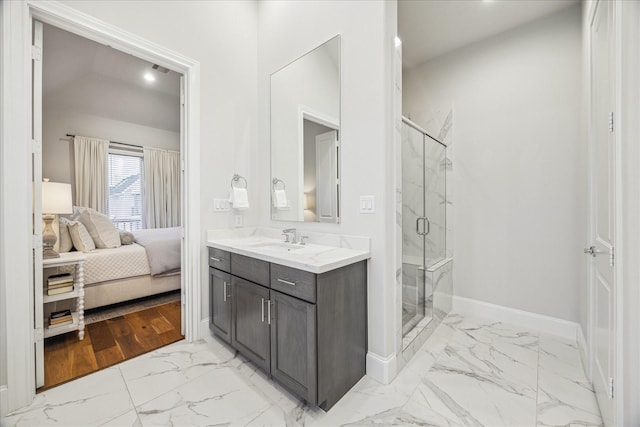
[43,23,181,132]
[398,0,579,68]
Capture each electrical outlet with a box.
[234,215,243,227]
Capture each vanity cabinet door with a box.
[209,268,232,344]
[232,277,271,372]
[270,290,317,404]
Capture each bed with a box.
[82,228,181,310]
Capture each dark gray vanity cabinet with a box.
[209,267,232,344]
[208,246,367,411]
[232,276,271,373]
[270,290,317,404]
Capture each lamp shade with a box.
[42,181,73,214]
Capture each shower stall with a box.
[401,117,447,337]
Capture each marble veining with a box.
[3,313,602,427]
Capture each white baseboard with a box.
[366,351,397,384]
[1,385,8,418]
[576,324,590,380]
[452,296,579,341]
[200,318,215,343]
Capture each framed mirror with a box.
[270,35,340,223]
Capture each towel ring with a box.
[231,174,248,189]
[272,178,286,190]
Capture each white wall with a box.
[403,6,585,322]
[42,109,179,190]
[258,0,398,381]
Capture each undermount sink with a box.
[250,242,304,253]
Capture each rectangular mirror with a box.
[270,35,340,223]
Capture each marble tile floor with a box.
[3,313,602,427]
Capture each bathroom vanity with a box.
[207,232,369,411]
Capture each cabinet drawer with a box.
[208,247,230,272]
[231,253,270,286]
[271,263,316,303]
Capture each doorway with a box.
[20,2,201,402]
[34,20,185,390]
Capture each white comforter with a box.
[83,244,150,285]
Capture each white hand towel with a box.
[273,189,288,209]
[229,187,249,210]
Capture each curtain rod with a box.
[66,134,141,149]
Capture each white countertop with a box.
[207,232,370,274]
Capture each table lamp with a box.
[42,179,73,259]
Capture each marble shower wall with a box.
[396,104,454,375]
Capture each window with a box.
[108,152,143,231]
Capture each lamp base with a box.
[43,246,60,259]
[42,213,59,259]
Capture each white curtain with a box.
[73,136,109,213]
[143,147,181,228]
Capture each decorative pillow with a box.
[68,221,95,252]
[119,231,135,245]
[76,208,121,249]
[58,217,74,252]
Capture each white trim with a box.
[452,296,579,341]
[1,1,201,414]
[1,0,36,416]
[577,323,589,380]
[0,385,7,417]
[366,351,397,385]
[200,318,214,343]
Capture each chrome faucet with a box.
[282,228,297,243]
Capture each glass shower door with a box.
[401,123,426,336]
[401,119,446,337]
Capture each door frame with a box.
[297,106,339,222]
[586,0,639,424]
[587,0,619,423]
[1,0,201,414]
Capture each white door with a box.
[589,1,616,424]
[315,130,338,223]
[32,19,45,388]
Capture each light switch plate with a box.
[359,195,375,214]
[234,215,243,227]
[213,198,230,212]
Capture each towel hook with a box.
[231,174,247,189]
[272,178,286,191]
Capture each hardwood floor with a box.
[39,300,183,391]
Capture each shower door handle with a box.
[416,217,430,236]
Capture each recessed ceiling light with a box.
[143,72,155,82]
[482,0,494,3]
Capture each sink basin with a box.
[250,242,304,253]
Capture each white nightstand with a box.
[42,252,86,340]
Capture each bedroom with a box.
[39,22,184,389]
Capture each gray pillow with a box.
[58,217,74,252]
[68,221,95,252]
[119,231,135,245]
